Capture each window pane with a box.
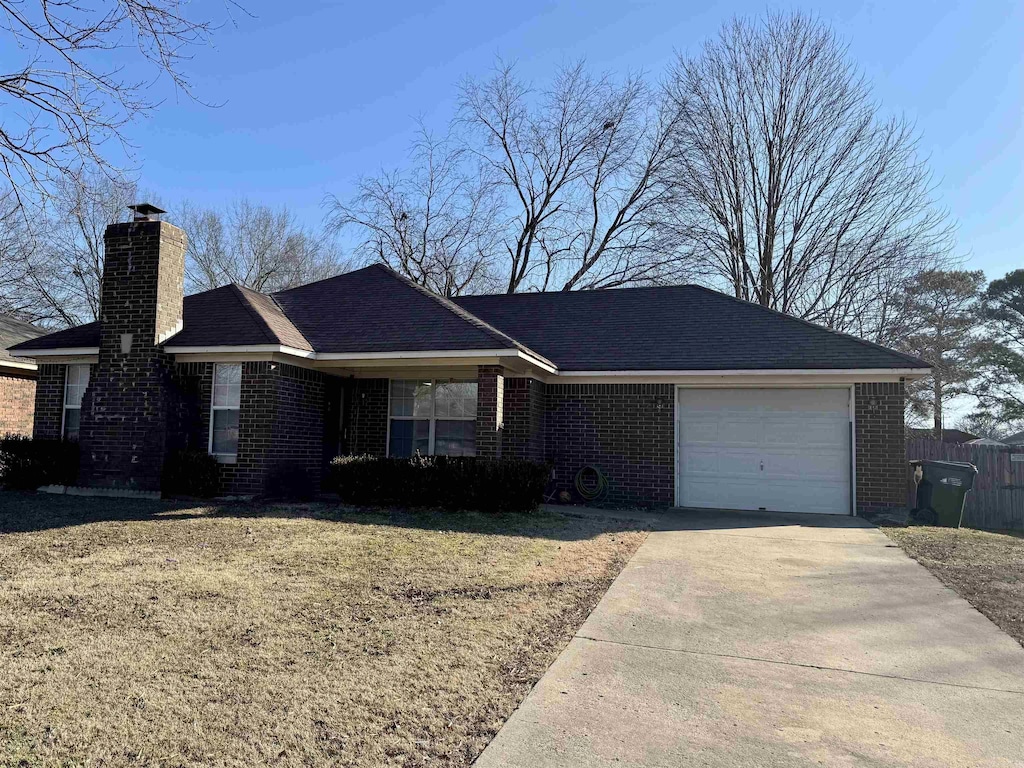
[389,419,429,457]
[211,409,240,455]
[413,381,432,417]
[213,364,241,407]
[435,381,477,418]
[435,420,476,457]
[64,408,81,441]
[390,379,414,417]
[65,364,90,407]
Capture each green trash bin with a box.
[909,459,978,527]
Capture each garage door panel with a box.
[762,416,847,448]
[682,447,763,477]
[760,449,847,479]
[718,418,764,445]
[676,388,851,515]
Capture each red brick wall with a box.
[545,383,675,508]
[476,365,505,459]
[172,361,327,496]
[0,371,36,436]
[32,364,66,439]
[503,376,546,462]
[348,378,388,456]
[855,381,907,515]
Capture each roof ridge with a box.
[683,284,929,368]
[371,265,556,367]
[264,290,314,351]
[228,284,280,345]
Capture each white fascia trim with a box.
[558,368,930,377]
[10,347,100,357]
[163,344,316,359]
[0,359,37,371]
[316,348,558,372]
[162,344,558,372]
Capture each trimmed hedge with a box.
[161,449,221,498]
[265,459,316,501]
[326,455,549,513]
[0,434,80,490]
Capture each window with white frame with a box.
[62,364,90,440]
[209,363,241,461]
[388,379,477,457]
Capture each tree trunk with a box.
[933,375,943,439]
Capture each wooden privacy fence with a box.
[906,438,1024,531]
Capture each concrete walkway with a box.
[475,509,1024,767]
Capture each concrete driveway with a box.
[475,509,1024,767]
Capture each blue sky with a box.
[132,0,1022,280]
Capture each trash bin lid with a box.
[909,459,978,474]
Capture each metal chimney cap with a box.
[128,203,166,221]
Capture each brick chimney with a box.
[78,205,187,491]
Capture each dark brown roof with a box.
[271,265,527,355]
[0,314,45,365]
[456,285,929,371]
[11,265,926,372]
[166,284,312,351]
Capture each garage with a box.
[675,387,852,515]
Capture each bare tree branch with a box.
[324,125,502,297]
[0,0,244,216]
[179,198,348,294]
[666,11,955,338]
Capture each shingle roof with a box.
[11,266,926,372]
[271,265,528,355]
[455,284,928,371]
[166,284,312,350]
[0,314,45,365]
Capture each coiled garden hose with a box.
[574,464,609,502]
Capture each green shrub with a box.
[161,449,221,498]
[0,434,79,490]
[326,454,549,513]
[264,459,315,501]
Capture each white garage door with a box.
[676,388,851,515]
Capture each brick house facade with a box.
[0,372,36,436]
[1,315,44,436]
[11,207,923,513]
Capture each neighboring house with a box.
[1003,431,1024,446]
[907,428,980,444]
[965,438,1008,446]
[0,314,45,436]
[9,207,930,514]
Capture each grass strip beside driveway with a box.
[884,525,1024,647]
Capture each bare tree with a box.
[325,127,502,297]
[459,62,688,292]
[179,199,347,294]
[0,1,242,215]
[0,172,136,326]
[666,12,954,337]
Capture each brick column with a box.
[855,381,907,516]
[476,365,505,459]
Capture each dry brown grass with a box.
[884,525,1024,647]
[0,493,646,767]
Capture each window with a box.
[209,363,241,462]
[62,364,90,440]
[388,379,477,457]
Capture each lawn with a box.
[0,492,646,767]
[884,525,1024,647]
